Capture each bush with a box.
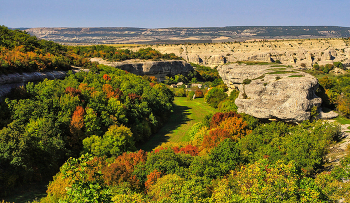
[204,87,228,108]
[194,89,204,98]
[187,91,195,100]
[243,79,251,84]
[174,88,186,97]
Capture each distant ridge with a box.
[24,26,350,44]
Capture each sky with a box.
[1,0,350,28]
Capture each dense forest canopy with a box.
[1,25,350,202]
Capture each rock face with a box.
[91,58,193,81]
[147,38,350,68]
[218,63,322,122]
[0,69,88,100]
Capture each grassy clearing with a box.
[140,97,218,151]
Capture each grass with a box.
[288,75,304,77]
[266,71,297,74]
[237,61,275,65]
[270,65,290,67]
[140,97,218,151]
[334,115,350,125]
[267,68,287,71]
[253,75,265,80]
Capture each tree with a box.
[204,87,228,108]
[83,125,136,157]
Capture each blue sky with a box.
[1,0,349,28]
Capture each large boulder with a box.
[218,63,322,122]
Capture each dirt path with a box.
[325,121,350,168]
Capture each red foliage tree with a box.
[102,150,147,190]
[219,116,252,141]
[210,111,241,129]
[202,128,231,150]
[65,86,82,97]
[173,145,199,156]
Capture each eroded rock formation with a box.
[147,38,350,68]
[91,58,193,81]
[218,63,322,122]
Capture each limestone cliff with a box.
[91,58,193,81]
[218,64,322,122]
[145,38,350,68]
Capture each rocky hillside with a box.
[147,38,350,68]
[218,63,321,122]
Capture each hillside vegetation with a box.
[1,25,350,202]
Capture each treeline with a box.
[0,65,174,196]
[0,26,181,75]
[0,26,97,74]
[38,111,350,202]
[317,75,350,117]
[68,46,182,61]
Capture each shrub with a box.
[174,88,186,97]
[194,89,204,98]
[242,79,251,84]
[204,87,228,108]
[187,91,195,100]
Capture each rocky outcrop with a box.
[218,63,322,122]
[91,58,193,81]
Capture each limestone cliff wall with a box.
[141,38,350,68]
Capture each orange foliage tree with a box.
[69,106,85,150]
[102,150,147,190]
[173,145,199,156]
[218,116,252,141]
[210,112,241,129]
[202,128,231,150]
[145,169,162,191]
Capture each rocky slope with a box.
[91,58,193,81]
[147,38,350,68]
[218,63,322,122]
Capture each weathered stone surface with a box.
[146,38,350,69]
[91,58,193,81]
[218,63,322,122]
[318,108,339,119]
